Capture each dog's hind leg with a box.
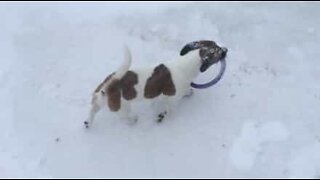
[84,103,101,128]
[84,94,103,129]
[118,99,138,125]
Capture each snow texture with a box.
[1,1,320,178]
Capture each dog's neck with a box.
[174,49,202,81]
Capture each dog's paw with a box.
[183,89,194,98]
[127,115,138,126]
[157,111,167,123]
[84,121,90,129]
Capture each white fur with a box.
[113,45,132,79]
[85,47,202,128]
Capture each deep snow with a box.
[1,1,320,178]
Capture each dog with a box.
[84,40,227,128]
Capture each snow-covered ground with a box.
[1,1,320,178]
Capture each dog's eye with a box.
[101,90,105,95]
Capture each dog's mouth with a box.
[200,56,227,73]
[191,57,227,89]
[200,61,211,73]
[200,47,228,73]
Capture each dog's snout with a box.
[221,51,226,58]
[222,47,228,53]
[221,47,228,58]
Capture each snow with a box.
[229,121,289,171]
[1,1,320,178]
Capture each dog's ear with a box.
[180,41,216,56]
[180,42,200,56]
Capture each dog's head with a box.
[180,40,228,72]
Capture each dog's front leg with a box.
[157,97,179,123]
[183,88,194,98]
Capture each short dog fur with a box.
[84,40,227,128]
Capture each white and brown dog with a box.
[84,40,227,128]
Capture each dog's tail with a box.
[113,45,132,79]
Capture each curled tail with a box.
[113,45,132,79]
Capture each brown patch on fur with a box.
[106,79,121,111]
[144,64,176,99]
[121,71,138,100]
[104,71,138,112]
